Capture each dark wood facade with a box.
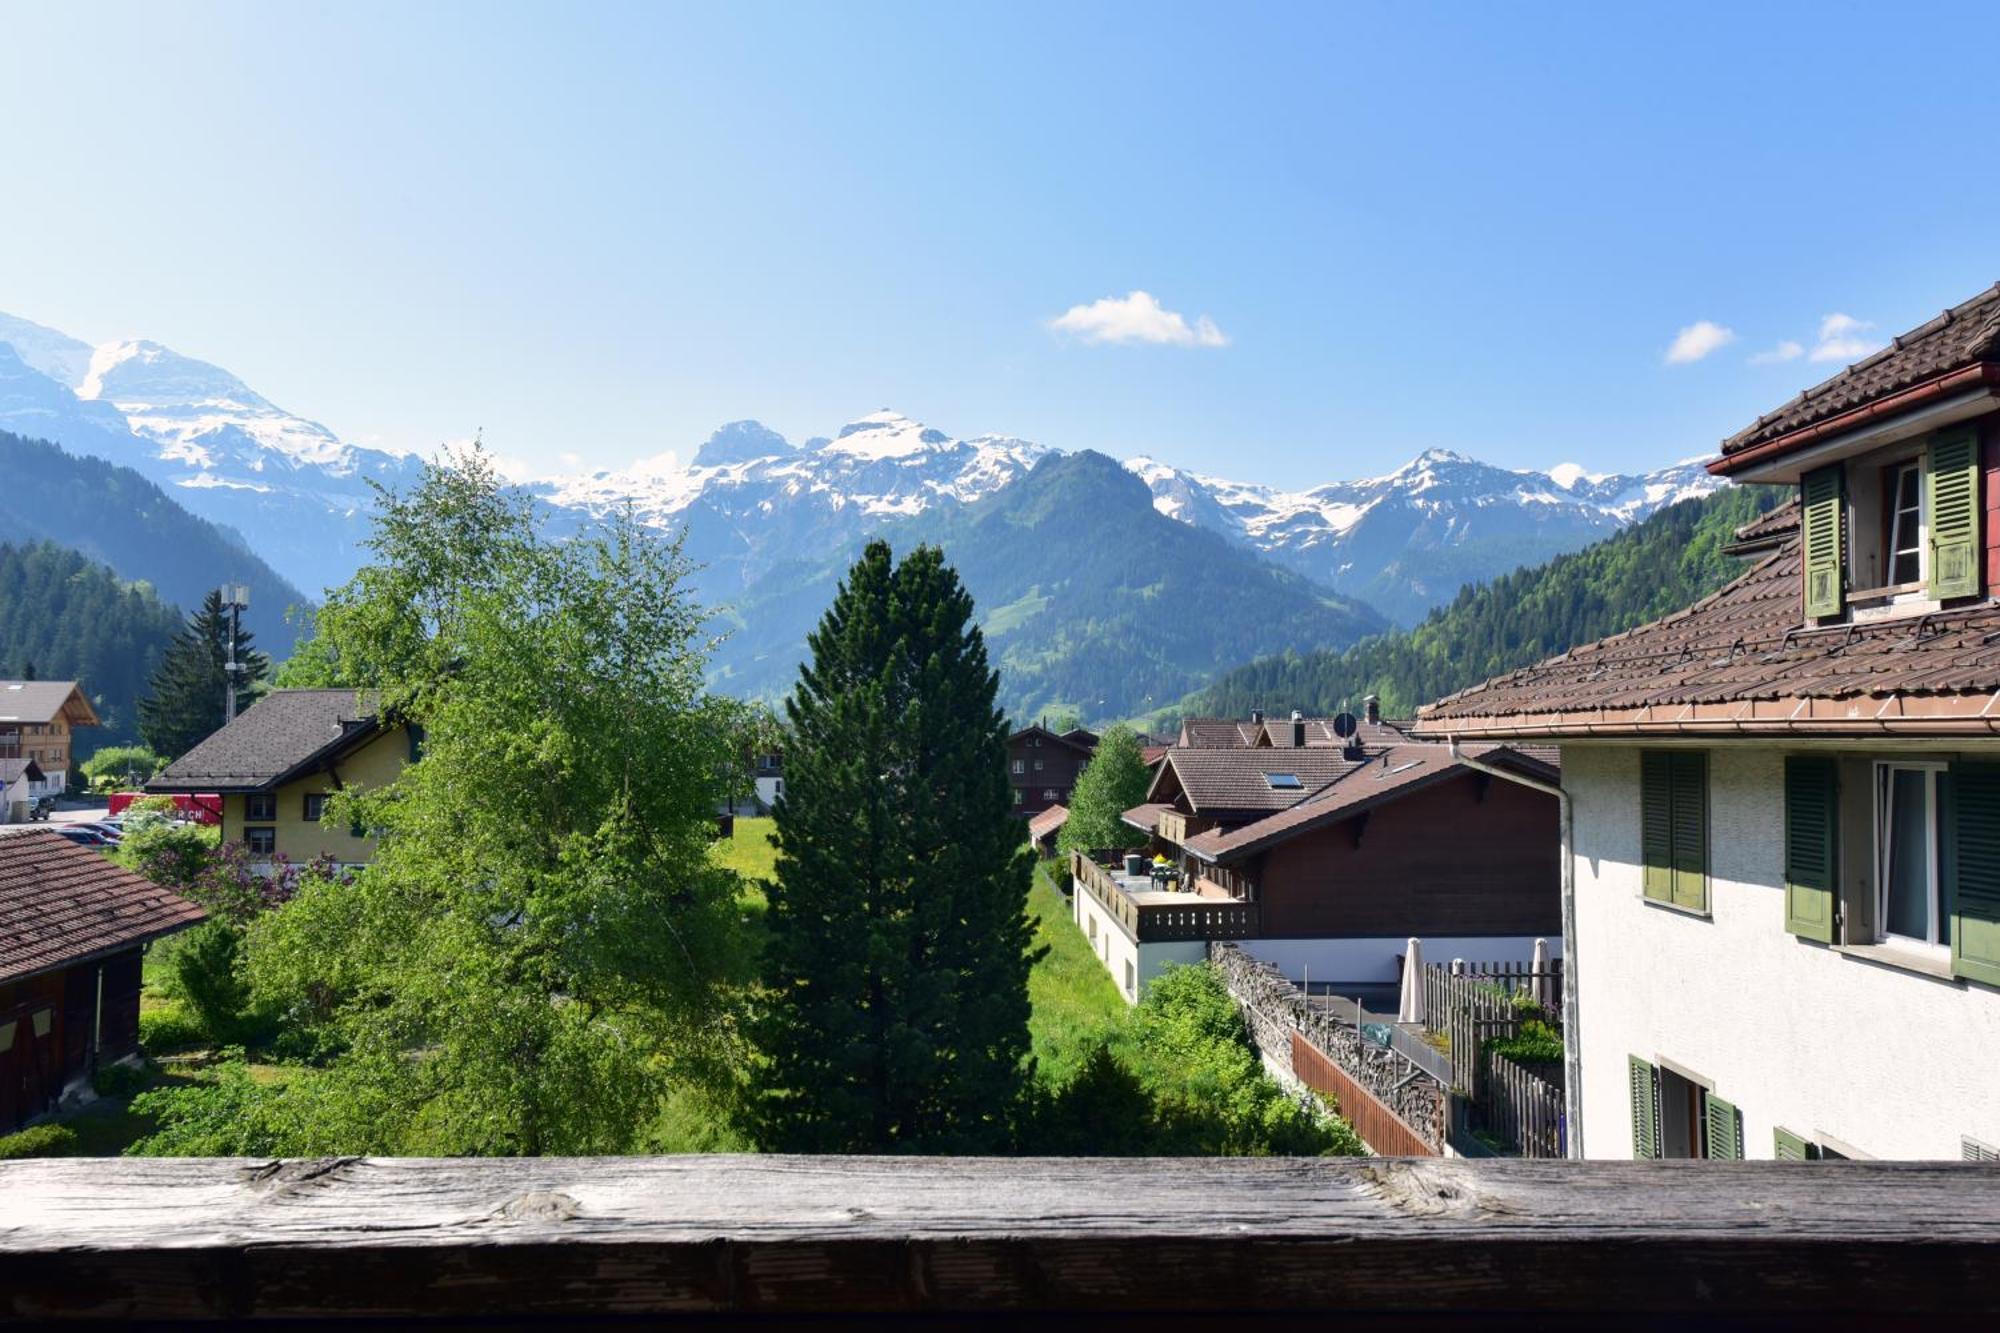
[1006,725,1094,817]
[1245,772,1558,939]
[0,948,142,1133]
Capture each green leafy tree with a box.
[229,449,745,1154]
[752,541,1040,1152]
[138,589,269,759]
[79,744,164,791]
[1056,723,1153,855]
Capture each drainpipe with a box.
[1449,738,1583,1159]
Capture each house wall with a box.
[221,725,409,868]
[1250,773,1560,940]
[1567,744,2000,1161]
[1070,885,1206,1004]
[1241,934,1558,987]
[1009,732,1091,817]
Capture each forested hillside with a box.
[0,542,186,753]
[1177,485,1781,720]
[0,430,309,654]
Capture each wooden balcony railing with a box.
[2,1156,1996,1322]
[1071,851,1258,942]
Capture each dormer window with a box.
[1801,425,1982,622]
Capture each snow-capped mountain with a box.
[0,306,1721,627]
[1126,447,1721,623]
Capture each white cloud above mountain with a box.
[1665,320,1736,364]
[1047,290,1228,348]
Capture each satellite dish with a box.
[1332,712,1359,739]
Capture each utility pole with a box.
[221,583,251,724]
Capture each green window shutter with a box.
[1926,427,1982,600]
[1947,762,2000,987]
[1629,1056,1660,1159]
[1669,751,1708,912]
[1774,1126,1819,1161]
[1801,465,1845,617]
[1784,756,1838,942]
[1703,1091,1743,1160]
[1641,753,1674,902]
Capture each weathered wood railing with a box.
[1071,850,1258,942]
[3,1156,1997,1322]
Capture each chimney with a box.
[1291,709,1305,748]
[1363,694,1381,725]
[1250,707,1264,726]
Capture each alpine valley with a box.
[0,308,1722,721]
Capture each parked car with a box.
[75,822,125,843]
[53,826,110,847]
[28,796,55,821]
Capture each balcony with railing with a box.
[1070,850,1259,942]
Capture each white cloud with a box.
[1047,290,1228,348]
[1810,312,1882,363]
[1665,320,1736,364]
[1750,339,1805,365]
[558,451,583,469]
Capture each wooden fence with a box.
[1424,957,1566,1158]
[1481,1050,1565,1159]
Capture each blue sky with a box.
[3,1,1998,485]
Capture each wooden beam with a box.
[3,1157,1998,1322]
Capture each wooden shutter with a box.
[1641,752,1674,902]
[1703,1091,1743,1160]
[1774,1126,1819,1161]
[1629,1057,1660,1159]
[1784,756,1838,942]
[1801,465,1845,618]
[1926,427,1981,600]
[1947,762,2000,987]
[1669,752,1708,912]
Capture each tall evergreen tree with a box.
[1056,723,1154,856]
[139,589,269,758]
[753,541,1039,1152]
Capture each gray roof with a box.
[0,681,97,726]
[1149,747,1370,817]
[149,689,382,792]
[0,759,47,785]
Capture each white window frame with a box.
[1872,759,1950,952]
[1884,459,1926,588]
[1011,760,1024,775]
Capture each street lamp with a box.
[221,583,251,724]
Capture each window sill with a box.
[1641,895,1710,921]
[1831,940,1960,984]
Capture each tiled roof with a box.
[1720,283,2000,457]
[1152,747,1371,816]
[0,681,97,727]
[0,759,46,786]
[1176,716,1411,750]
[1723,497,1800,555]
[1120,801,1173,833]
[1180,744,1557,864]
[1413,532,2000,737]
[150,689,382,792]
[0,831,206,984]
[1176,719,1263,747]
[1027,804,1069,843]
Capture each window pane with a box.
[1884,769,1931,940]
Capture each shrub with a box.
[1485,1018,1564,1067]
[112,820,215,895]
[0,1123,79,1159]
[92,1060,154,1099]
[170,921,251,1043]
[81,745,166,789]
[139,1005,208,1053]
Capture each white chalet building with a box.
[1415,283,2000,1161]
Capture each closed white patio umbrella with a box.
[1531,937,1552,1010]
[1398,937,1425,1024]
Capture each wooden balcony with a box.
[2,1156,1996,1323]
[1071,851,1258,941]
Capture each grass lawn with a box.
[712,815,777,913]
[1025,869,1131,1087]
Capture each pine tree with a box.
[753,541,1039,1152]
[1056,723,1154,855]
[139,590,269,759]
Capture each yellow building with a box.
[149,689,415,871]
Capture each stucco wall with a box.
[1241,935,1558,987]
[222,725,408,867]
[1568,744,2000,1160]
[1070,887,1206,1005]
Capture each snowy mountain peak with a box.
[1547,461,1607,490]
[693,419,790,468]
[0,311,94,388]
[824,410,953,458]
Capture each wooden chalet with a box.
[1006,722,1096,817]
[0,830,205,1131]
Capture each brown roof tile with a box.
[0,831,206,984]
[1413,530,2000,735]
[1027,804,1069,842]
[1720,283,2000,457]
[1151,747,1371,816]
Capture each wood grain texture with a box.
[2,1156,1997,1321]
